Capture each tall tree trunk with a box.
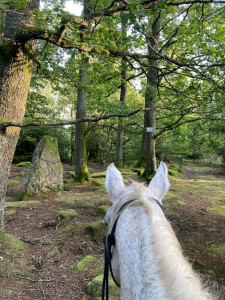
[115,56,127,167]
[115,14,127,168]
[74,0,90,182]
[71,101,75,165]
[141,14,162,177]
[75,64,90,181]
[0,1,40,231]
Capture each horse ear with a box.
[148,161,170,203]
[105,163,125,200]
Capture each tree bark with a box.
[74,0,91,182]
[75,64,90,181]
[115,14,127,168]
[71,101,75,165]
[0,0,40,231]
[141,14,162,177]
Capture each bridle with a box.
[102,197,164,300]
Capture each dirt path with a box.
[1,162,224,299]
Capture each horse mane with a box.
[109,182,215,300]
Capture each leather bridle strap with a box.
[102,199,135,300]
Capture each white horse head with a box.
[104,162,169,227]
[104,162,213,300]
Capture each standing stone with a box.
[17,136,63,200]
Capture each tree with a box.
[115,12,128,168]
[0,0,224,230]
[140,13,162,176]
[0,0,40,231]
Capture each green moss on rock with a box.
[56,209,78,220]
[71,255,96,274]
[97,205,110,215]
[0,233,25,275]
[16,162,32,167]
[7,180,21,188]
[85,220,105,236]
[60,224,78,234]
[86,274,115,297]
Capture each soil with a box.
[0,162,225,299]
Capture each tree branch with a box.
[0,104,166,131]
[166,1,225,5]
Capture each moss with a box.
[176,200,186,206]
[16,162,32,167]
[7,180,21,188]
[71,255,96,274]
[5,200,40,208]
[55,192,109,207]
[164,206,180,218]
[45,248,58,260]
[85,220,105,236]
[120,169,138,178]
[97,205,110,215]
[65,171,75,178]
[132,167,145,176]
[207,206,225,217]
[86,274,116,297]
[27,265,35,271]
[4,290,14,296]
[90,172,106,178]
[59,224,78,234]
[0,233,25,253]
[207,244,225,260]
[56,209,78,220]
[93,178,105,187]
[5,209,17,217]
[75,161,91,183]
[0,233,25,275]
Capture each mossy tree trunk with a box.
[75,65,90,182]
[74,0,91,182]
[140,14,162,177]
[0,0,40,231]
[71,101,76,165]
[115,14,127,168]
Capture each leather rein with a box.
[102,198,163,300]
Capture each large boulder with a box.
[17,136,63,200]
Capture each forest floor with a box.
[0,161,225,299]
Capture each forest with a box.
[0,0,225,299]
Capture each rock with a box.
[17,136,63,200]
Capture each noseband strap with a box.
[102,198,163,300]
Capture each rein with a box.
[102,197,163,300]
